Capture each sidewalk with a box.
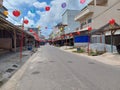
[60,46,120,66]
[0,50,32,90]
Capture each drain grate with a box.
[12,65,18,68]
[0,81,3,87]
[6,68,15,73]
[32,71,40,75]
[49,61,55,63]
[38,61,43,63]
[68,61,72,63]
[88,62,95,64]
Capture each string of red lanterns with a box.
[12,1,85,17]
[12,10,29,24]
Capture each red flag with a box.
[80,0,86,4]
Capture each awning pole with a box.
[20,17,24,61]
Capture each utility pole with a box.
[20,17,24,61]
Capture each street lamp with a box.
[88,26,92,55]
[109,19,115,53]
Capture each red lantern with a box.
[80,0,86,4]
[109,19,115,25]
[29,29,33,32]
[12,10,20,17]
[33,33,37,35]
[88,26,92,31]
[24,19,29,24]
[67,34,69,36]
[45,6,50,11]
[61,36,64,39]
[70,33,73,37]
[77,31,80,35]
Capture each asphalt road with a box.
[17,45,120,90]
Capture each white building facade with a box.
[75,0,120,45]
[62,9,80,34]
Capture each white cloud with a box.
[35,0,88,37]
[36,0,67,28]
[3,0,88,37]
[33,2,47,9]
[6,10,22,25]
[28,11,36,18]
[3,0,37,7]
[36,0,84,27]
[20,16,35,28]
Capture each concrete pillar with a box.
[13,30,16,52]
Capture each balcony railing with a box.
[75,5,94,21]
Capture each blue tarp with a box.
[74,35,89,43]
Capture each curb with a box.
[0,52,38,90]
[59,48,120,66]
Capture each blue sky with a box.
[3,0,90,38]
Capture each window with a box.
[88,18,92,23]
